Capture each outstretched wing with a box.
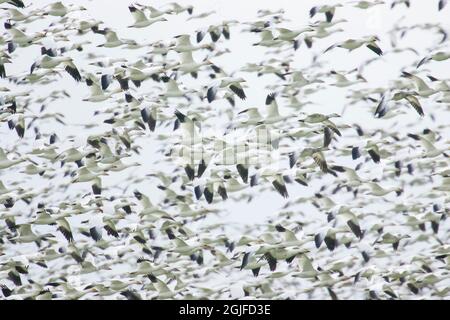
[64,61,82,82]
[405,95,424,116]
[129,5,148,23]
[366,43,383,56]
[229,84,246,100]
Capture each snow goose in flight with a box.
[87,56,126,68]
[30,54,82,82]
[304,25,344,48]
[83,75,121,102]
[195,171,227,203]
[56,217,74,242]
[309,4,343,22]
[0,180,22,197]
[122,64,165,86]
[187,10,215,21]
[363,181,403,197]
[173,109,204,148]
[56,147,93,167]
[255,165,290,198]
[257,8,285,17]
[242,20,270,33]
[136,4,173,18]
[69,18,102,34]
[337,166,366,188]
[4,21,46,47]
[1,8,42,23]
[417,51,450,68]
[11,224,55,245]
[288,146,336,176]
[233,107,263,128]
[274,27,315,49]
[252,30,283,47]
[426,75,450,93]
[170,34,214,53]
[96,29,136,48]
[214,145,274,184]
[351,1,385,9]
[350,138,391,164]
[400,71,437,97]
[71,167,107,195]
[128,4,168,28]
[330,70,367,88]
[260,93,289,125]
[275,27,315,42]
[147,274,184,299]
[220,176,247,198]
[97,142,130,165]
[284,94,313,110]
[299,112,341,124]
[375,91,424,117]
[207,76,247,103]
[171,51,214,77]
[140,104,165,132]
[239,251,268,277]
[6,111,27,137]
[407,132,449,158]
[22,162,48,177]
[195,23,229,43]
[43,2,86,17]
[0,147,28,169]
[392,91,424,117]
[166,2,193,15]
[299,112,342,136]
[313,225,354,252]
[324,36,383,56]
[146,40,172,56]
[283,71,324,90]
[160,78,196,101]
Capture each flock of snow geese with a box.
[0,0,449,300]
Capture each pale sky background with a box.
[0,0,449,299]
